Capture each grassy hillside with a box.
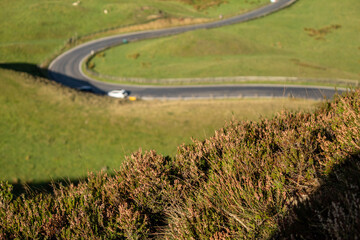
[0,89,358,239]
[0,0,319,186]
[90,0,360,84]
[0,68,316,183]
[0,0,267,65]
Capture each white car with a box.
[107,89,129,98]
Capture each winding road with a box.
[48,0,345,99]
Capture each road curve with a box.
[48,0,345,99]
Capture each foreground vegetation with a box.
[0,89,359,239]
[90,0,360,85]
[0,68,316,183]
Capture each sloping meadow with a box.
[1,89,359,239]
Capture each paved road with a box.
[48,0,345,99]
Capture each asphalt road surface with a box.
[48,0,345,99]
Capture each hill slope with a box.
[0,0,267,64]
[0,89,359,239]
[0,68,315,183]
[91,0,360,83]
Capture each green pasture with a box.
[0,69,317,183]
[0,0,267,64]
[0,0,345,183]
[90,0,360,85]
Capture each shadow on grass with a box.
[10,171,117,198]
[273,152,360,239]
[0,63,44,78]
[0,62,106,95]
[10,178,85,198]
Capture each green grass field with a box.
[0,0,267,65]
[90,0,360,85]
[0,69,317,183]
[0,0,331,184]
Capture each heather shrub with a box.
[165,89,360,238]
[0,89,359,239]
[0,173,149,239]
[275,153,360,239]
[108,150,178,231]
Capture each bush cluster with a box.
[176,0,226,10]
[304,24,342,40]
[1,89,359,239]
